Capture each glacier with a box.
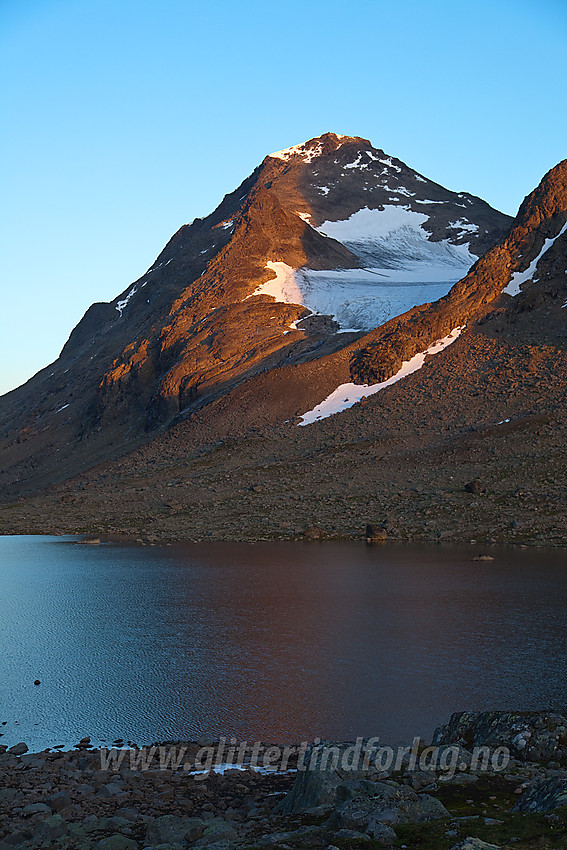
[251,206,477,333]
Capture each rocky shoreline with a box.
[2,712,567,850]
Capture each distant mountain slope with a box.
[0,133,512,498]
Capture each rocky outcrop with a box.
[513,776,567,813]
[432,710,567,765]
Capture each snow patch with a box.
[298,327,464,425]
[116,285,138,316]
[189,762,295,776]
[448,219,479,238]
[297,212,312,223]
[344,153,366,169]
[378,156,401,173]
[317,185,330,195]
[248,262,303,304]
[56,404,70,413]
[269,138,336,163]
[503,221,567,296]
[318,205,429,240]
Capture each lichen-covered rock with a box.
[513,777,567,813]
[432,711,567,765]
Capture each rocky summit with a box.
[0,136,566,546]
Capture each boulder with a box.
[22,802,52,815]
[333,829,372,843]
[276,763,344,814]
[365,524,387,543]
[115,807,140,822]
[141,845,184,850]
[194,820,239,846]
[8,742,28,756]
[405,769,437,791]
[98,782,127,799]
[47,789,73,811]
[145,815,204,845]
[334,805,397,842]
[275,742,386,814]
[330,780,449,828]
[464,480,485,494]
[252,826,321,847]
[0,788,18,803]
[32,814,68,842]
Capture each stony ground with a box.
[2,735,567,850]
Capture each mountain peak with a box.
[515,158,567,227]
[268,132,370,163]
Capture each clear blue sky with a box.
[1,0,566,395]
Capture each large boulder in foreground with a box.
[276,743,449,837]
[329,779,449,827]
[275,743,387,814]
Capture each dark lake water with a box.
[1,536,566,752]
